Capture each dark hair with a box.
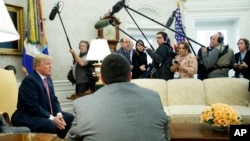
[238,38,249,49]
[179,41,191,53]
[79,40,89,50]
[4,65,16,74]
[135,39,144,55]
[101,53,130,84]
[157,31,168,41]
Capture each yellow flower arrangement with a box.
[200,103,242,127]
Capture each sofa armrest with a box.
[0,112,12,126]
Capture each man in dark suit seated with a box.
[68,53,170,141]
[11,54,74,139]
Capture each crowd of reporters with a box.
[118,31,250,84]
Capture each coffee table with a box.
[170,123,229,141]
[0,133,61,141]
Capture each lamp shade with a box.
[86,39,111,61]
[0,1,20,42]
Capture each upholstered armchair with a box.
[0,69,18,126]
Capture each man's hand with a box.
[130,65,134,70]
[69,49,75,54]
[201,47,207,52]
[69,49,78,58]
[140,65,146,71]
[53,115,66,130]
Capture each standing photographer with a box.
[67,40,96,100]
[196,36,212,80]
[201,32,235,78]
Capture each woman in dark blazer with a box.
[132,39,148,78]
[233,38,250,80]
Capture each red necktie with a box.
[43,77,53,114]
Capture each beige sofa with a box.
[131,78,250,124]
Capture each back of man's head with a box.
[4,65,16,75]
[101,53,131,85]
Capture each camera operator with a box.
[201,32,235,78]
[196,36,212,80]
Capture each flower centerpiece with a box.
[200,103,242,130]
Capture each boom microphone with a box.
[166,10,176,27]
[94,19,110,29]
[110,0,125,16]
[49,2,60,20]
[94,0,125,29]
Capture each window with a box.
[197,30,227,47]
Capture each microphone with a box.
[94,0,125,29]
[49,2,60,20]
[94,19,111,29]
[110,0,125,16]
[166,10,176,27]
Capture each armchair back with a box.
[0,69,18,118]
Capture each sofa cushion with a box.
[131,79,168,106]
[203,78,250,106]
[167,79,206,106]
[167,105,207,123]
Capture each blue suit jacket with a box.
[11,70,62,128]
[117,47,131,64]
